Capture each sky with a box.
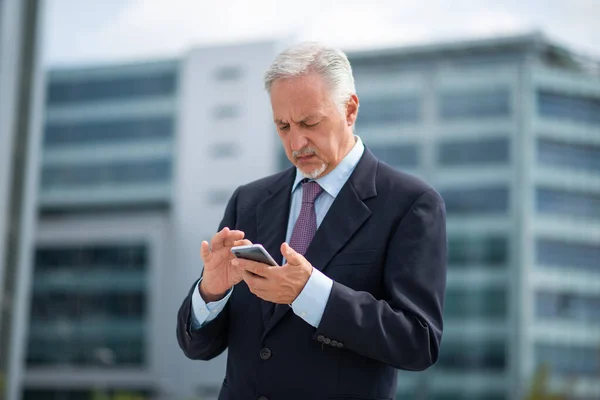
[43,0,600,67]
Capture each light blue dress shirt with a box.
[191,136,365,329]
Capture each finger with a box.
[281,242,306,266]
[200,241,210,261]
[232,239,252,247]
[212,228,245,251]
[224,236,250,248]
[242,270,264,287]
[236,259,269,277]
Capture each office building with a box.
[17,41,284,400]
[342,33,600,400]
[10,32,600,400]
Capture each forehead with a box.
[270,74,334,118]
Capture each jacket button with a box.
[317,335,325,342]
[324,338,331,345]
[331,340,338,346]
[337,342,344,348]
[260,347,272,360]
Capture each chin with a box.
[300,163,328,179]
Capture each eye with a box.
[302,121,320,128]
[278,124,290,131]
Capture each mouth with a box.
[296,154,316,163]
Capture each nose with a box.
[289,128,309,152]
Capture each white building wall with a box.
[169,40,288,398]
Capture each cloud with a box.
[44,0,600,65]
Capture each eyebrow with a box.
[274,116,320,124]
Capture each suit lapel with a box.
[263,149,378,337]
[256,168,295,329]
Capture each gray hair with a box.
[264,42,356,116]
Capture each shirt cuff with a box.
[190,278,233,330]
[291,268,333,328]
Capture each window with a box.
[438,137,509,166]
[448,235,508,267]
[213,104,240,119]
[442,186,509,215]
[210,143,238,158]
[368,143,419,168]
[27,244,148,367]
[436,340,506,372]
[439,87,510,119]
[536,239,600,273]
[536,344,600,376]
[41,159,172,189]
[537,90,600,125]
[213,66,243,81]
[44,117,174,147]
[537,139,600,173]
[35,245,147,271]
[47,72,177,104]
[207,189,232,205]
[444,287,507,318]
[536,188,600,220]
[356,94,420,126]
[536,291,600,322]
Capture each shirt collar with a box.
[291,135,365,198]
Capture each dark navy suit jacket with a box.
[177,148,447,400]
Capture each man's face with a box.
[270,73,358,179]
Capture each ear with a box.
[345,94,359,127]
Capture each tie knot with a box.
[301,180,323,204]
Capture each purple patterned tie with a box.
[288,179,324,256]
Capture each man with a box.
[177,42,447,400]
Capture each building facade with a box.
[342,33,600,400]
[10,33,600,400]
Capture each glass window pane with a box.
[439,87,510,119]
[44,117,174,147]
[448,235,508,267]
[536,188,600,220]
[368,143,419,168]
[438,137,510,166]
[442,186,509,215]
[536,344,600,377]
[213,104,240,119]
[444,288,507,318]
[537,139,600,172]
[28,245,148,367]
[536,291,600,322]
[41,159,172,189]
[437,340,506,372]
[536,239,600,273]
[356,94,420,126]
[47,72,177,104]
[213,65,243,81]
[537,90,600,125]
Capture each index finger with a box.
[211,228,245,251]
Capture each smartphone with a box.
[231,244,278,266]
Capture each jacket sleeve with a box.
[176,187,240,360]
[314,188,447,371]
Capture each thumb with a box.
[281,242,304,266]
[200,240,210,261]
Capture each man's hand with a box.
[234,242,313,304]
[199,227,251,302]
